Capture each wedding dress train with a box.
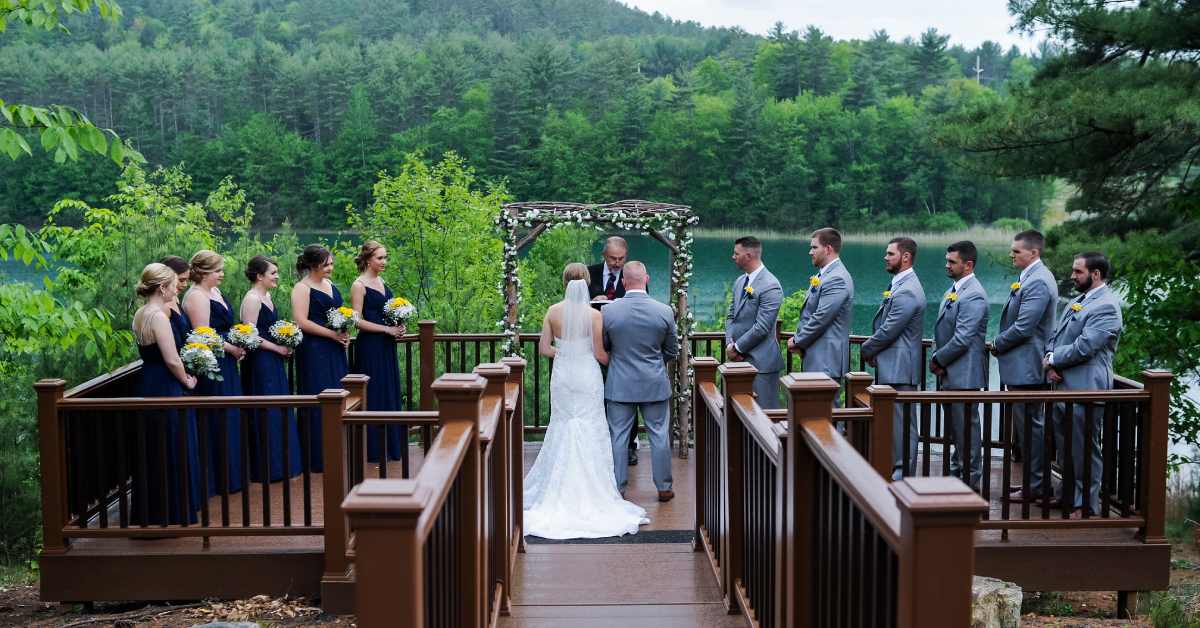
[522,281,648,539]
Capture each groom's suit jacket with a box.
[602,291,679,403]
[725,266,784,374]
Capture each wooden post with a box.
[782,373,840,628]
[892,477,987,628]
[342,479,425,628]
[1140,370,1173,544]
[692,357,719,553]
[418,320,437,411]
[718,361,757,612]
[868,384,897,480]
[844,371,874,408]
[474,362,510,619]
[434,373,486,628]
[35,379,68,555]
[320,381,357,614]
[501,356,527,556]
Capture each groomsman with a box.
[930,241,989,491]
[992,230,1057,501]
[1044,252,1122,517]
[788,228,854,405]
[725,236,785,408]
[860,237,926,480]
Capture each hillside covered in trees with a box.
[0,0,1053,229]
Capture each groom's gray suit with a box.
[603,290,679,492]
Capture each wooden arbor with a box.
[497,200,699,457]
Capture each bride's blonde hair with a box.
[562,262,588,286]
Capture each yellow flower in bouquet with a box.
[327,306,359,332]
[180,342,221,381]
[269,320,303,349]
[228,323,262,351]
[383,296,416,326]
[187,326,224,357]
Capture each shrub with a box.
[992,217,1035,232]
[923,212,969,233]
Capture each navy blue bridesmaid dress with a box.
[130,336,201,525]
[245,301,302,481]
[194,294,245,494]
[296,284,349,473]
[352,285,405,462]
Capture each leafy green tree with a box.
[907,28,954,95]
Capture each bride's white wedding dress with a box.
[523,280,648,539]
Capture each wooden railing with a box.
[693,359,988,628]
[36,355,527,618]
[343,365,516,627]
[850,371,1171,536]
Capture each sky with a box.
[621,0,1041,52]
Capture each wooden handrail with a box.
[63,361,141,398]
[57,395,323,409]
[893,389,1152,402]
[342,410,441,425]
[728,392,782,465]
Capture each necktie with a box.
[605,271,616,300]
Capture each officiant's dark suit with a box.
[588,263,627,300]
[590,237,637,463]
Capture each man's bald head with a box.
[622,260,648,290]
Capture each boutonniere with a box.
[945,292,958,303]
[882,290,892,299]
[1010,282,1021,292]
[809,276,821,288]
[744,285,754,296]
[1071,302,1083,312]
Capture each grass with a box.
[0,562,36,588]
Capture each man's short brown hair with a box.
[811,228,842,253]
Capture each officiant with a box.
[589,235,640,465]
[588,236,628,301]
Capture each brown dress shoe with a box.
[657,490,675,502]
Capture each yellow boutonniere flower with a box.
[946,292,958,302]
[1010,282,1021,291]
[338,306,355,317]
[744,285,754,295]
[809,276,821,288]
[1071,303,1083,312]
[194,326,216,335]
[882,290,892,299]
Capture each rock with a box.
[971,576,1022,628]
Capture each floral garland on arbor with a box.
[494,200,700,409]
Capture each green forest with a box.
[0,0,1053,230]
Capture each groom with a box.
[602,261,679,502]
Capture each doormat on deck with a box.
[525,529,694,545]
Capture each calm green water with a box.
[602,234,1017,336]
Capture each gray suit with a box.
[993,260,1057,495]
[861,270,925,480]
[726,266,784,409]
[603,291,680,491]
[1049,284,1122,513]
[932,275,989,490]
[791,258,854,405]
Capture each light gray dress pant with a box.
[754,371,780,410]
[608,399,672,491]
[889,384,918,481]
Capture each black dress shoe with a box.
[629,450,638,466]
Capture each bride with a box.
[523,263,649,539]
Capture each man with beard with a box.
[725,236,784,408]
[861,237,926,480]
[992,230,1057,502]
[930,241,989,491]
[1044,252,1122,518]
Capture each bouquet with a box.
[228,323,262,351]
[269,319,303,350]
[382,296,416,326]
[187,326,225,358]
[326,306,359,332]
[180,342,222,381]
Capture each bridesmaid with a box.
[241,256,302,482]
[291,244,349,473]
[129,263,200,525]
[159,256,193,348]
[350,241,407,464]
[184,250,247,495]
